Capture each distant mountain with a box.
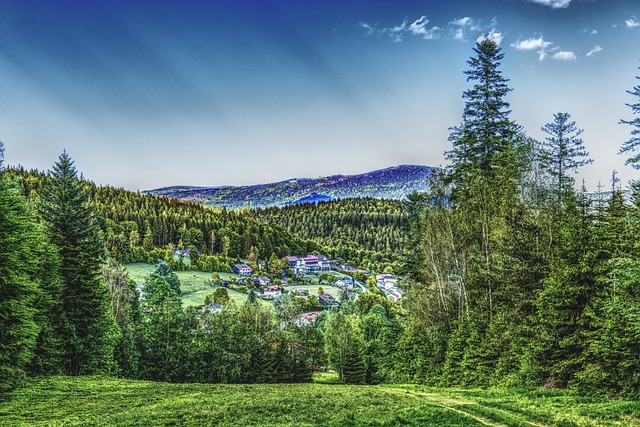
[145,165,436,208]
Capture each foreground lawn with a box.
[2,377,640,427]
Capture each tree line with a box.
[8,167,320,270]
[399,39,640,396]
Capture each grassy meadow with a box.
[124,263,253,307]
[2,376,640,427]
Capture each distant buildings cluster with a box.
[286,255,331,275]
[375,274,403,302]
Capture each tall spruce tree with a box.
[0,143,38,392]
[0,143,63,391]
[422,38,537,387]
[447,39,521,181]
[540,112,592,196]
[39,151,118,376]
[620,63,640,169]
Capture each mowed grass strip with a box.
[1,377,485,427]
[380,385,640,427]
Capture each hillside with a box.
[145,165,435,208]
[250,198,408,273]
[3,376,640,426]
[8,167,316,266]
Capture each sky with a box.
[1,0,640,191]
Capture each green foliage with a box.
[620,63,640,169]
[251,197,408,272]
[38,152,119,376]
[205,287,230,305]
[324,312,366,384]
[8,167,311,268]
[0,165,47,393]
[154,261,182,296]
[540,112,592,195]
[101,260,142,378]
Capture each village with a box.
[195,254,404,321]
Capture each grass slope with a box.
[124,263,253,307]
[2,377,640,427]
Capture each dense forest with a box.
[401,40,640,395]
[2,38,640,397]
[250,198,409,273]
[9,167,319,270]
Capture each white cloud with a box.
[511,36,552,60]
[452,17,473,27]
[476,29,503,46]
[358,22,375,35]
[511,36,551,51]
[626,18,640,29]
[408,16,441,39]
[360,16,440,41]
[586,45,603,57]
[590,29,598,35]
[530,0,572,9]
[453,28,465,41]
[553,51,576,61]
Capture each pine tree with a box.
[620,63,640,169]
[447,39,521,180]
[39,151,119,376]
[540,112,592,196]
[0,143,40,393]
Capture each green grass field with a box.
[282,284,341,300]
[2,376,639,426]
[124,263,252,307]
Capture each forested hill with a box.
[144,164,435,208]
[250,198,408,273]
[8,167,318,268]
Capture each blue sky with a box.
[1,0,639,190]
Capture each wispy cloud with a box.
[476,30,503,46]
[586,45,603,57]
[452,17,473,27]
[453,28,465,41]
[449,16,497,42]
[530,0,572,9]
[626,18,640,29]
[553,51,576,61]
[511,36,552,60]
[359,16,440,42]
[408,16,441,39]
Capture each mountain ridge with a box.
[144,164,436,208]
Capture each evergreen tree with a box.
[324,312,366,384]
[447,39,521,179]
[0,143,40,393]
[154,261,182,296]
[139,273,188,382]
[620,63,640,169]
[39,151,119,376]
[540,112,592,196]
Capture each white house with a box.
[263,285,282,298]
[232,263,253,276]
